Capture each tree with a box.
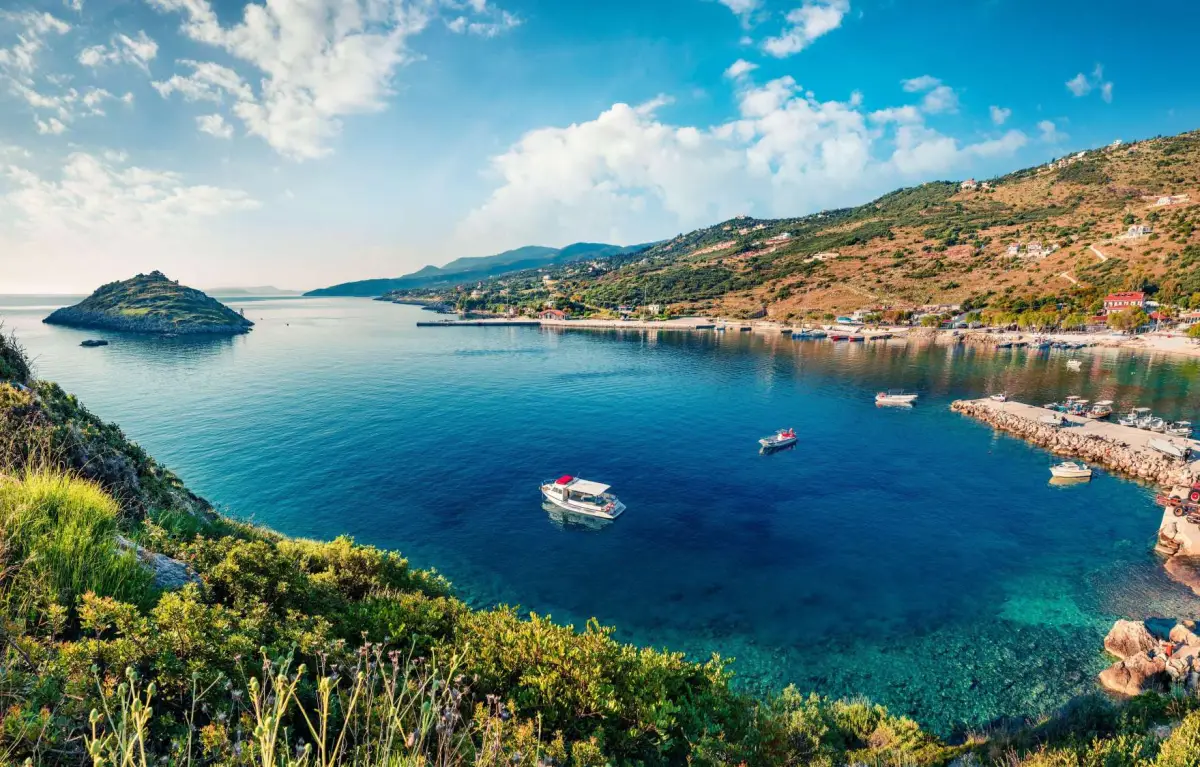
[920,315,941,327]
[1108,308,1148,333]
[1187,323,1200,341]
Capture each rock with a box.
[1098,652,1170,696]
[1104,620,1159,660]
[116,535,201,590]
[1168,621,1200,647]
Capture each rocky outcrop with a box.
[950,400,1197,487]
[44,306,251,335]
[1099,618,1200,697]
[1104,620,1159,659]
[116,535,201,590]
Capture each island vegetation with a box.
[377,130,1200,331]
[44,272,254,336]
[2,330,1200,765]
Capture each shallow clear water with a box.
[4,296,1199,735]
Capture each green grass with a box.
[0,470,155,616]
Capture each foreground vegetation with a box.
[1,329,1200,765]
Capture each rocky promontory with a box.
[45,271,253,336]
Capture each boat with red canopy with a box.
[540,475,626,519]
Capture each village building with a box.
[1006,243,1021,257]
[960,178,979,191]
[1103,292,1147,315]
[539,308,568,320]
[1122,224,1154,238]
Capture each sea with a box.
[3,294,1199,736]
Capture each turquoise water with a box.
[3,296,1200,736]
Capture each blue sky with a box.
[2,0,1198,292]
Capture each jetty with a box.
[416,320,540,327]
[952,397,1200,588]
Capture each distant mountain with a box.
[208,286,302,297]
[306,242,648,297]
[44,271,254,335]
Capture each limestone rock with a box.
[116,535,201,590]
[1104,620,1158,660]
[1098,652,1170,696]
[1168,621,1200,647]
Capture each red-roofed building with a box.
[539,309,568,320]
[1103,292,1147,315]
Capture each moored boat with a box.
[1086,400,1114,419]
[539,476,626,519]
[1167,420,1193,437]
[876,390,918,405]
[759,427,798,450]
[1149,439,1192,461]
[1119,407,1151,427]
[1050,461,1092,479]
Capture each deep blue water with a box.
[4,295,1200,735]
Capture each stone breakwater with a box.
[43,307,253,336]
[950,399,1197,487]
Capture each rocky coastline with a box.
[43,306,253,335]
[952,398,1200,699]
[950,399,1197,486]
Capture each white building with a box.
[1007,243,1021,257]
[960,178,979,191]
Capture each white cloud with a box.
[444,0,520,38]
[149,0,516,160]
[152,60,251,103]
[78,31,157,71]
[762,0,849,58]
[2,151,259,236]
[456,76,1028,253]
[1038,119,1065,143]
[724,58,758,79]
[197,113,233,139]
[1066,64,1112,102]
[0,11,71,77]
[900,75,958,114]
[990,105,1011,125]
[35,116,66,134]
[901,75,940,93]
[717,0,761,23]
[1065,73,1091,97]
[64,0,83,11]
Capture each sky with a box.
[1,0,1198,293]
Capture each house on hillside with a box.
[1179,311,1200,326]
[645,303,663,315]
[960,178,979,191]
[1122,224,1153,239]
[1155,194,1191,207]
[539,309,568,320]
[767,232,792,243]
[1103,292,1147,315]
[1006,243,1021,257]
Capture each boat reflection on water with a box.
[1048,476,1092,488]
[542,501,615,532]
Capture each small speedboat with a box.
[80,339,109,348]
[1147,417,1167,433]
[759,428,798,450]
[540,476,626,519]
[1050,461,1092,479]
[1121,407,1152,427]
[1167,421,1193,437]
[1086,401,1113,420]
[876,390,918,405]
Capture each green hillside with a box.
[44,271,254,335]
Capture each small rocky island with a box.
[44,271,254,336]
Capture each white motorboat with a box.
[1050,461,1092,479]
[1167,420,1193,437]
[540,476,626,519]
[1120,407,1152,427]
[759,427,798,450]
[1147,417,1167,433]
[1086,400,1114,420]
[1149,439,1192,461]
[876,390,918,405]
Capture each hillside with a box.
[306,242,647,297]
[390,130,1200,323]
[44,271,254,335]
